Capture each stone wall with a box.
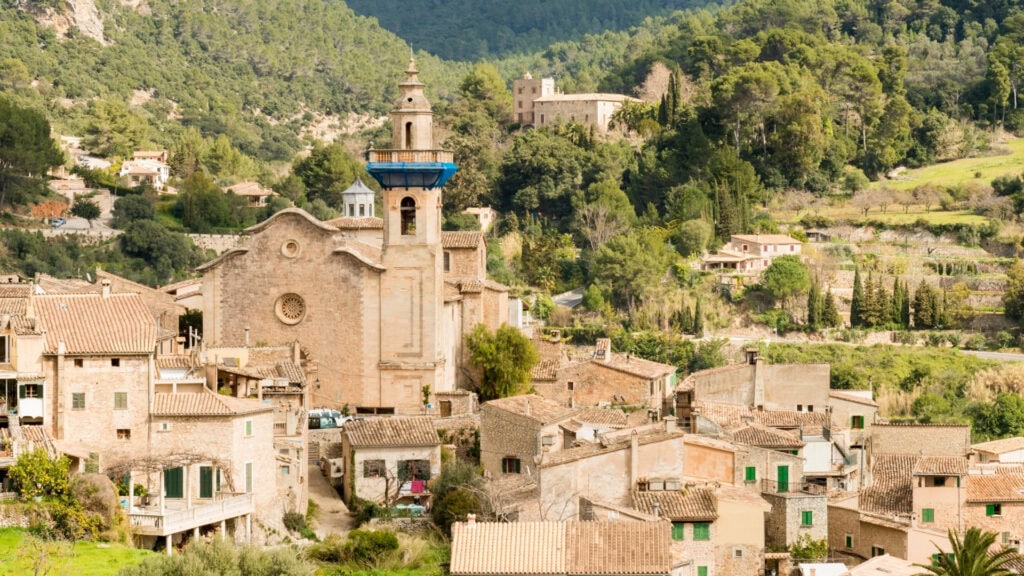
[871,424,970,457]
[964,500,1024,543]
[532,361,660,410]
[762,492,828,548]
[480,404,542,476]
[446,246,483,278]
[734,446,805,490]
[188,234,245,255]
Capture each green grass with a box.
[870,136,1024,191]
[0,528,151,575]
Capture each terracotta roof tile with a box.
[572,408,628,428]
[730,234,801,245]
[595,353,676,380]
[966,474,1024,502]
[530,358,561,381]
[913,456,968,476]
[157,355,197,369]
[153,391,272,417]
[326,216,384,229]
[483,394,575,424]
[972,437,1024,455]
[11,316,40,336]
[275,362,305,384]
[860,455,917,516]
[0,285,31,299]
[730,423,805,449]
[344,416,440,448]
[35,293,156,354]
[632,488,717,521]
[450,521,670,576]
[695,401,829,430]
[441,231,484,249]
[829,390,879,407]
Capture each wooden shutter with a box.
[671,523,684,541]
[745,467,756,482]
[164,467,183,499]
[199,466,213,499]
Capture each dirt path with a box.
[307,463,356,538]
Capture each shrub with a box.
[8,451,70,499]
[307,534,348,563]
[964,334,987,351]
[283,511,306,533]
[345,529,399,565]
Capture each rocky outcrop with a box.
[24,0,106,44]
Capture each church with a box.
[197,60,508,415]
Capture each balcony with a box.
[128,493,253,536]
[366,149,458,190]
[368,149,454,164]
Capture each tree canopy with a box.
[464,323,539,401]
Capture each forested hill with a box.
[342,0,715,61]
[0,0,466,162]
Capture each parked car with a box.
[51,217,66,228]
[308,415,339,430]
[308,408,354,429]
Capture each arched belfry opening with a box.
[404,122,413,149]
[400,196,416,235]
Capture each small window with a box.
[852,415,864,429]
[934,476,947,487]
[697,567,708,576]
[444,251,451,272]
[987,503,1003,517]
[244,418,253,437]
[0,335,8,363]
[807,405,814,412]
[693,522,710,541]
[19,384,41,399]
[114,392,127,410]
[111,358,120,367]
[359,204,365,217]
[845,534,853,548]
[364,459,386,478]
[671,522,684,541]
[245,462,253,493]
[541,435,555,446]
[518,87,523,94]
[1004,532,1011,545]
[733,549,743,559]
[158,421,171,432]
[502,457,522,474]
[745,466,756,483]
[872,546,886,557]
[567,381,574,391]
[922,508,935,523]
[280,466,290,476]
[801,510,813,526]
[116,428,131,440]
[74,358,84,368]
[72,393,85,409]
[400,197,416,235]
[797,404,803,412]
[540,114,545,123]
[532,87,536,94]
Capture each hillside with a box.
[343,0,715,61]
[0,0,467,161]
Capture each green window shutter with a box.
[245,462,253,493]
[245,419,253,436]
[199,466,213,499]
[845,535,852,548]
[745,467,756,482]
[697,567,708,576]
[986,504,995,517]
[671,523,684,541]
[114,392,127,410]
[163,467,183,498]
[922,508,934,523]
[802,510,813,526]
[694,523,710,541]
[932,554,940,568]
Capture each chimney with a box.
[630,430,640,488]
[467,513,476,526]
[244,326,251,346]
[524,399,531,417]
[652,500,660,519]
[100,279,111,298]
[663,416,677,433]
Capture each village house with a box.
[512,73,641,134]
[842,554,919,576]
[225,182,277,207]
[531,337,677,413]
[480,394,575,477]
[119,154,170,191]
[971,436,1024,464]
[0,285,47,428]
[462,206,498,232]
[197,61,508,415]
[699,234,802,279]
[340,416,441,508]
[450,519,676,576]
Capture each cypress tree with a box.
[875,276,890,327]
[890,278,903,325]
[823,289,840,327]
[680,305,693,334]
[657,94,668,126]
[863,272,878,326]
[807,279,822,328]
[851,268,864,327]
[693,298,704,337]
[901,281,911,327]
[914,281,933,329]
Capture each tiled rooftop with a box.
[596,353,676,380]
[450,521,670,576]
[35,293,157,354]
[152,391,272,417]
[695,401,829,430]
[483,394,575,424]
[632,488,718,521]
[966,473,1024,502]
[343,416,440,448]
[860,454,917,516]
[730,423,805,449]
[972,436,1024,455]
[912,456,968,476]
[572,408,628,428]
[326,216,384,229]
[441,231,484,249]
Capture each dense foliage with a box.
[464,323,540,400]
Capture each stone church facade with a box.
[198,61,507,415]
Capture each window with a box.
[987,503,1003,517]
[245,462,253,493]
[111,358,120,367]
[518,101,523,108]
[0,335,8,363]
[871,546,886,557]
[733,549,743,559]
[797,404,803,412]
[532,87,537,94]
[807,405,814,412]
[400,197,416,235]
[932,553,955,567]
[443,252,451,272]
[541,435,555,446]
[280,466,290,476]
[74,359,83,368]
[697,567,708,576]
[922,508,935,523]
[1003,532,1011,545]
[245,418,253,437]
[851,415,864,429]
[745,466,756,483]
[801,510,813,526]
[540,114,545,123]
[158,421,171,432]
[567,381,574,391]
[671,522,684,541]
[518,87,523,94]
[693,522,710,541]
[116,428,131,440]
[114,392,127,410]
[72,393,85,410]
[19,384,41,399]
[502,457,522,474]
[404,121,413,148]
[845,534,853,548]
[359,204,366,217]
[398,459,431,482]
[934,476,947,487]
[364,459,386,478]
[348,203,355,216]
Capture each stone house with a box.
[480,394,575,477]
[119,158,170,190]
[761,487,828,550]
[700,234,802,275]
[532,338,677,412]
[197,62,508,415]
[971,437,1024,464]
[225,182,277,208]
[341,416,441,506]
[512,74,641,134]
[0,285,46,428]
[450,519,675,576]
[512,73,556,127]
[869,424,971,459]
[462,206,498,233]
[964,473,1024,548]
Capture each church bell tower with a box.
[365,59,458,411]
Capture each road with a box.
[307,462,355,538]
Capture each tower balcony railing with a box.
[368,149,454,164]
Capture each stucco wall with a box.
[684,443,735,484]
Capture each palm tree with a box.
[916,527,1017,576]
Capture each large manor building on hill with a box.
[197,60,508,415]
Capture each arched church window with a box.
[400,197,416,235]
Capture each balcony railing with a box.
[368,149,454,164]
[760,479,827,496]
[128,493,254,536]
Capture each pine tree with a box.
[823,289,840,327]
[851,268,864,327]
[807,279,822,328]
[693,298,704,337]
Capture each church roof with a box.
[243,207,338,235]
[342,177,375,196]
[442,231,484,249]
[326,216,383,230]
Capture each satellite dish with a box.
[426,403,434,409]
